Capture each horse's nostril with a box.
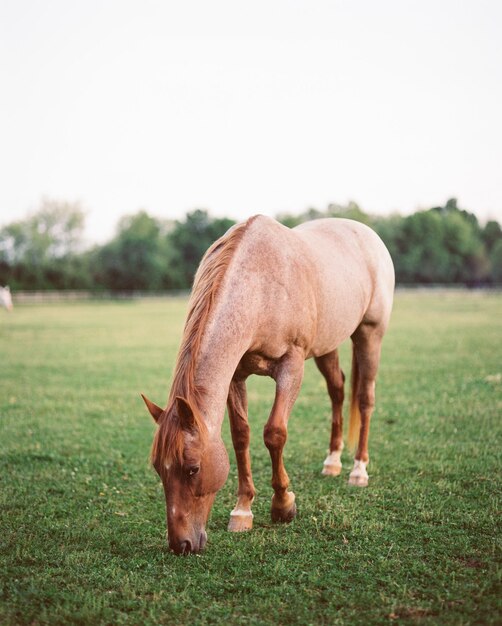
[199,531,207,551]
[179,540,192,555]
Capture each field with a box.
[1,292,501,625]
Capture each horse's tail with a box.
[347,343,360,452]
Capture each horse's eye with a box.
[187,466,200,477]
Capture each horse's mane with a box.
[151,216,257,467]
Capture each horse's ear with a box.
[175,396,195,430]
[141,394,164,423]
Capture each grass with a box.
[0,291,501,625]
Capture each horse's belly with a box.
[309,313,361,357]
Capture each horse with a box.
[0,286,13,312]
[142,215,394,555]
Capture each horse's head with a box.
[142,394,229,555]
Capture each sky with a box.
[1,0,501,244]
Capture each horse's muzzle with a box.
[171,530,207,555]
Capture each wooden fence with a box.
[9,286,501,304]
[11,290,189,304]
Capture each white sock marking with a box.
[230,508,253,518]
[323,450,342,467]
[349,459,368,479]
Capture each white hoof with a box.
[348,459,368,487]
[322,450,342,476]
[228,509,253,532]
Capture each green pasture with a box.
[0,292,501,625]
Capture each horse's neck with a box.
[192,336,244,434]
[191,298,250,434]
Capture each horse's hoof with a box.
[348,460,368,487]
[271,492,297,523]
[322,463,342,477]
[271,501,297,523]
[322,450,342,477]
[228,512,253,532]
[348,474,368,487]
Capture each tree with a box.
[482,220,502,253]
[0,198,86,288]
[92,211,171,291]
[371,213,403,268]
[490,240,502,283]
[390,204,489,284]
[393,210,449,282]
[166,210,235,287]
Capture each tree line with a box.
[1,197,501,291]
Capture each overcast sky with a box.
[1,0,501,243]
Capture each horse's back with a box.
[219,215,394,359]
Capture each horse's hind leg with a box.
[315,350,345,477]
[227,377,255,531]
[263,348,304,523]
[348,323,384,487]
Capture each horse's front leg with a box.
[227,377,256,532]
[263,349,304,523]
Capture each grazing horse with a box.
[0,286,13,311]
[142,216,394,554]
